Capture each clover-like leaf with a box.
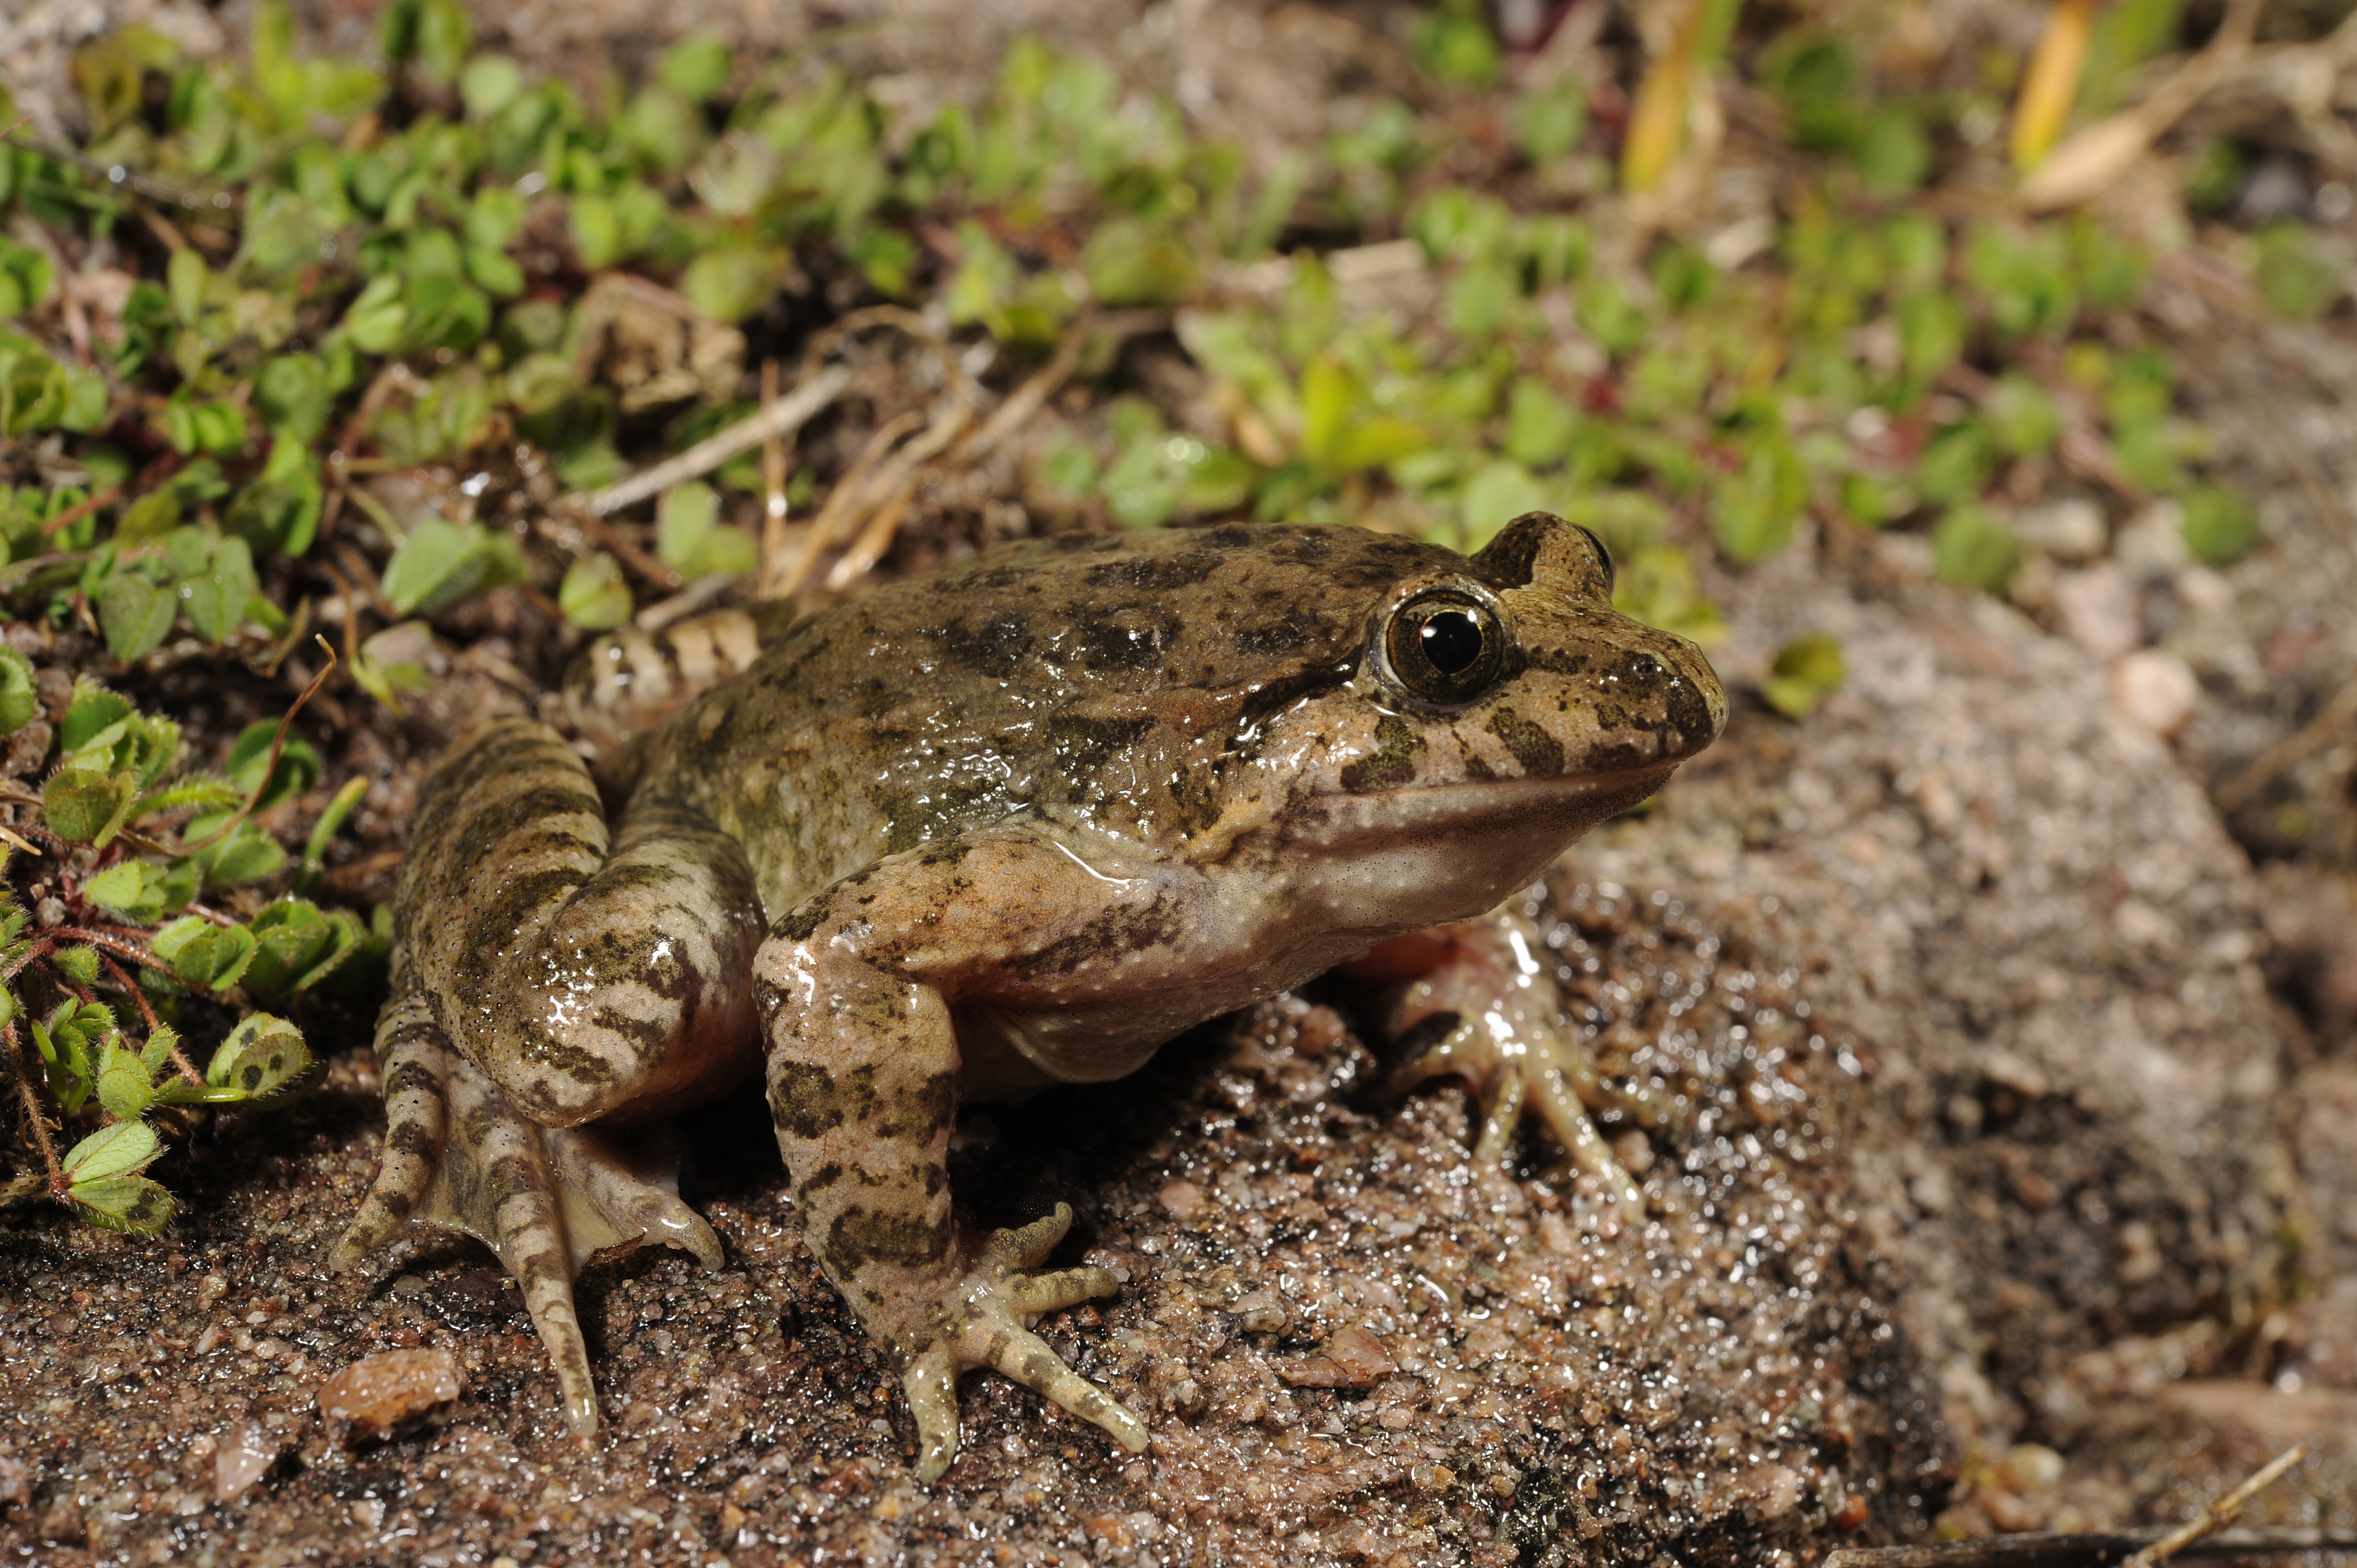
[205,1013,316,1104]
[60,1117,163,1184]
[150,914,258,992]
[0,647,39,735]
[43,768,136,847]
[559,551,635,632]
[83,860,167,924]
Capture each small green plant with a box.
[1,653,374,1231]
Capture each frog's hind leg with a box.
[332,1023,722,1440]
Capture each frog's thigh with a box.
[755,828,1155,1479]
[405,721,766,1126]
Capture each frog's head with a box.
[1256,512,1725,935]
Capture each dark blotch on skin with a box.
[770,1061,845,1139]
[1485,706,1566,778]
[1340,713,1427,794]
[825,1207,953,1273]
[944,616,1033,679]
[1083,552,1221,591]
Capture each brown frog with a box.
[332,514,1725,1478]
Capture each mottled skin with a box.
[333,514,1726,1478]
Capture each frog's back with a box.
[645,525,1473,919]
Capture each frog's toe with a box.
[329,994,451,1271]
[336,1033,724,1442]
[1391,1009,1646,1220]
[898,1210,1144,1481]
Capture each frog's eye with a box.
[1381,588,1507,706]
[1572,524,1616,594]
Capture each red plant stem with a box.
[1,940,52,984]
[47,927,174,983]
[4,1019,66,1198]
[173,636,338,857]
[96,953,200,1086]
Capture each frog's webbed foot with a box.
[899,1204,1145,1482]
[1382,912,1660,1221]
[330,996,721,1441]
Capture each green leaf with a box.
[1081,217,1201,308]
[205,1012,315,1103]
[679,246,781,326]
[98,574,174,662]
[1984,374,2061,458]
[1459,461,1548,551]
[96,1058,157,1121]
[1762,632,1847,719]
[242,900,343,995]
[68,1174,176,1235]
[2181,485,2260,566]
[43,768,136,847]
[0,648,35,735]
[1933,504,2022,594]
[1504,378,1580,470]
[60,1117,162,1183]
[380,519,526,615]
[1511,87,1587,166]
[342,275,408,355]
[55,945,101,987]
[256,353,331,444]
[658,32,732,102]
[383,0,472,85]
[1613,544,1727,648]
[196,822,287,888]
[295,776,371,893]
[2253,221,2341,322]
[182,534,262,641]
[83,861,167,924]
[559,551,635,631]
[460,53,523,119]
[150,914,258,991]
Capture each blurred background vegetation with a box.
[0,0,2350,1257]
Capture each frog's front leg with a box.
[1377,908,1664,1221]
[756,831,1161,1481]
[331,719,763,1438]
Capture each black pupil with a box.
[1419,610,1484,674]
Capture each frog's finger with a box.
[903,1344,963,1483]
[328,985,449,1272]
[979,1323,1149,1457]
[547,1126,725,1271]
[1004,1266,1120,1316]
[989,1201,1074,1272]
[1472,1062,1528,1163]
[1532,1065,1646,1222]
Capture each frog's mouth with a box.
[1287,762,1684,932]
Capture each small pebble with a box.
[2110,649,2200,736]
[2054,565,2141,660]
[316,1348,464,1437]
[213,1420,280,1504]
[1279,1324,1395,1388]
[1156,1180,1204,1220]
[2014,497,2108,561]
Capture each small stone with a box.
[213,1420,280,1503]
[316,1348,464,1437]
[2014,497,2108,561]
[1156,1180,1204,1220]
[2002,1442,2066,1492]
[2110,649,2200,737]
[1280,1325,1396,1388]
[2052,565,2140,659]
[1231,1290,1290,1334]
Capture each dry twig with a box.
[570,364,851,519]
[2121,1442,2310,1568]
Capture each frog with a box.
[330,512,1726,1479]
